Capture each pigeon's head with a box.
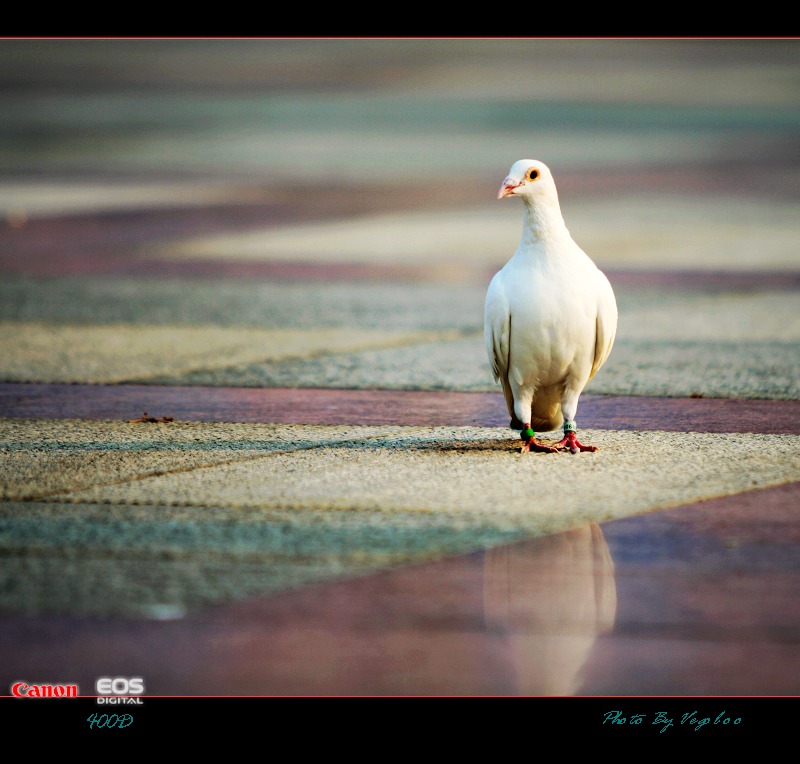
[497,159,558,202]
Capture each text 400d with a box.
[87,713,134,729]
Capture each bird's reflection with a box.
[99,520,619,695]
[482,523,617,695]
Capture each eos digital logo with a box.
[95,677,145,705]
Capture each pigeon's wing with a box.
[484,273,511,383]
[484,273,520,424]
[588,270,618,382]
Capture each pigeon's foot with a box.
[519,424,559,454]
[553,430,597,454]
[520,438,560,454]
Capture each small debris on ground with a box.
[128,412,175,423]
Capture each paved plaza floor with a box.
[0,40,798,739]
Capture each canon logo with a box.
[11,681,79,698]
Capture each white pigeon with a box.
[484,159,617,454]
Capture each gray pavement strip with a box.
[3,276,798,336]
[144,336,495,390]
[590,340,800,400]
[0,322,456,385]
[155,336,800,401]
[0,276,489,333]
[1,275,798,399]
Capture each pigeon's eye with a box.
[527,168,539,181]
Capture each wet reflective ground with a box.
[2,478,799,698]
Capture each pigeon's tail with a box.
[506,386,564,432]
[531,399,564,432]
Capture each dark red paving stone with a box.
[605,269,800,292]
[577,481,800,696]
[4,238,800,289]
[106,259,451,283]
[0,251,450,282]
[1,383,799,434]
[0,185,478,279]
[607,479,800,546]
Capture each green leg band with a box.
[563,420,577,432]
[521,427,536,439]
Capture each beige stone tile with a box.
[36,424,800,536]
[158,195,800,273]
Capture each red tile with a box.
[2,383,799,434]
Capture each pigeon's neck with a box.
[519,198,569,250]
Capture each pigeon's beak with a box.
[498,176,521,199]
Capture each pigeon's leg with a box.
[513,386,558,453]
[553,420,598,453]
[519,424,559,454]
[553,392,598,453]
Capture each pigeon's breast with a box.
[504,259,597,385]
